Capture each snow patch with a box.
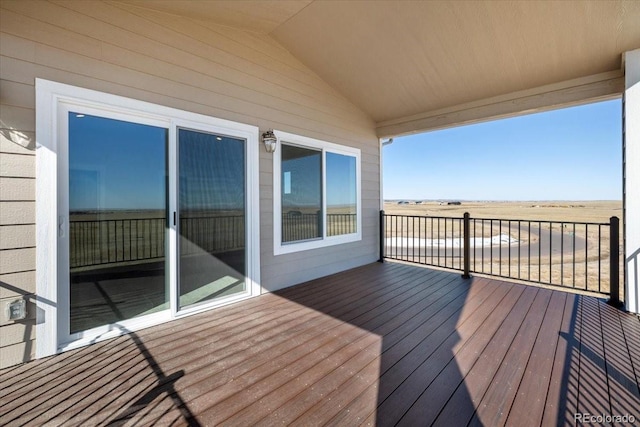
[386,234,518,248]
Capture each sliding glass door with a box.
[37,79,260,357]
[177,129,247,310]
[60,104,255,347]
[68,112,169,334]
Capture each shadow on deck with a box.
[1,262,639,426]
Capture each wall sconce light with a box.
[262,130,278,153]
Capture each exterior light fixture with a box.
[262,130,277,153]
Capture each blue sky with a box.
[69,113,167,211]
[383,99,622,201]
[69,114,248,211]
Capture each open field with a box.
[384,200,622,222]
[383,201,623,298]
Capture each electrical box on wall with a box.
[6,299,27,321]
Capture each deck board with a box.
[379,284,529,426]
[576,296,611,418]
[541,293,582,426]
[397,286,539,426]
[599,300,640,422]
[465,288,555,427]
[1,261,639,426]
[505,291,567,426]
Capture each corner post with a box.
[608,216,622,307]
[462,212,471,279]
[379,210,385,263]
[623,49,640,314]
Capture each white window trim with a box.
[36,79,261,358]
[273,130,362,255]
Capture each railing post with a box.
[379,210,385,263]
[607,216,622,307]
[462,212,470,279]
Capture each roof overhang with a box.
[117,1,640,137]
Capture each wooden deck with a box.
[1,262,639,426]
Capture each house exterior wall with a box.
[0,0,378,368]
[624,49,640,314]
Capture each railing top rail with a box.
[69,217,166,223]
[383,213,463,221]
[468,217,611,226]
[383,212,611,226]
[69,215,247,223]
[180,215,244,220]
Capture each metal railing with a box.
[70,213,359,269]
[327,213,357,236]
[69,215,245,269]
[70,217,167,268]
[380,211,621,304]
[180,215,245,255]
[282,213,322,242]
[281,212,358,242]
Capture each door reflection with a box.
[68,113,168,333]
[178,129,246,309]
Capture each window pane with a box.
[178,129,246,309]
[281,144,322,242]
[326,152,357,236]
[68,112,168,334]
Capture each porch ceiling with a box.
[120,1,640,135]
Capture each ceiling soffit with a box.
[119,0,312,34]
[117,1,640,132]
[271,1,640,123]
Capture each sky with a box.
[383,99,622,201]
[282,148,357,209]
[70,113,249,211]
[69,113,168,211]
[69,112,357,212]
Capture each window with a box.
[274,131,361,255]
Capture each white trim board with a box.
[377,71,624,138]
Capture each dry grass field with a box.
[383,200,623,298]
[384,200,621,222]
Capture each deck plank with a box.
[202,271,464,424]
[77,263,433,425]
[576,296,611,418]
[288,277,496,426]
[598,300,640,421]
[432,288,553,427]
[393,285,539,426]
[377,284,531,426]
[541,293,582,427]
[0,261,638,427]
[465,288,558,427]
[504,291,568,426]
[615,309,640,388]
[313,277,501,427]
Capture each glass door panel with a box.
[326,152,357,236]
[281,144,322,242]
[178,129,246,310]
[68,112,168,333]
